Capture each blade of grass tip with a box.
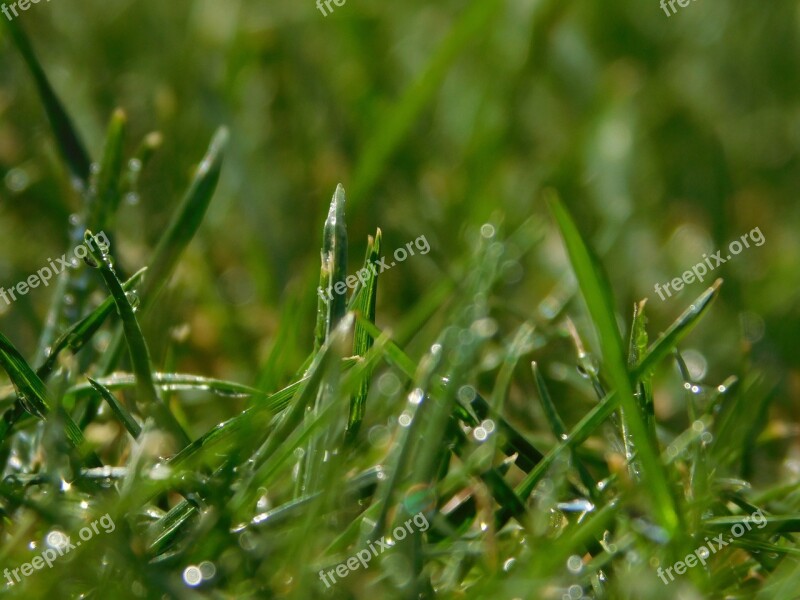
[301,185,348,490]
[88,108,127,232]
[548,193,679,536]
[85,230,190,448]
[3,19,91,188]
[345,229,382,444]
[510,279,723,512]
[532,361,598,499]
[87,377,141,439]
[123,131,163,195]
[634,278,723,380]
[318,184,348,343]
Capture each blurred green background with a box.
[0,0,798,482]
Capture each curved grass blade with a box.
[0,331,49,420]
[548,193,680,536]
[95,127,228,381]
[87,377,141,439]
[85,230,190,447]
[68,371,269,402]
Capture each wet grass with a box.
[2,8,800,600]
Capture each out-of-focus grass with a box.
[0,0,798,598]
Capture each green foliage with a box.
[0,3,798,599]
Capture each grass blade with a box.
[345,229,382,443]
[87,377,142,439]
[85,231,189,447]
[532,361,597,497]
[548,194,679,535]
[3,19,91,187]
[0,332,99,465]
[36,267,147,381]
[141,127,228,306]
[88,108,127,232]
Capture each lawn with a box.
[0,1,799,598]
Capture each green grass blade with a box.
[94,127,227,386]
[635,278,723,380]
[0,331,50,419]
[88,108,127,231]
[68,371,269,402]
[628,299,655,440]
[511,280,723,512]
[317,184,348,346]
[345,229,382,443]
[85,231,189,447]
[0,332,99,464]
[87,377,142,439]
[3,19,91,187]
[140,126,228,307]
[532,361,597,497]
[548,194,679,535]
[36,267,147,381]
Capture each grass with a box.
[1,7,800,600]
